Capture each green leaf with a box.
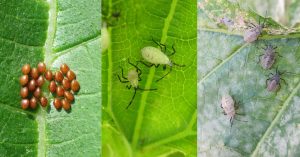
[102,0,197,156]
[0,0,101,156]
[198,0,300,156]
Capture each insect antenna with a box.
[156,66,172,82]
[126,88,137,109]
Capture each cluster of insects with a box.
[19,63,80,111]
[117,39,185,109]
[218,15,292,127]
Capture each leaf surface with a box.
[198,0,300,156]
[102,0,197,156]
[0,0,101,156]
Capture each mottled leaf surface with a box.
[198,0,300,156]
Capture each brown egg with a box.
[37,62,46,74]
[71,80,80,92]
[36,75,45,87]
[49,81,57,93]
[21,64,31,75]
[20,75,29,86]
[62,79,71,90]
[66,70,76,81]
[33,87,41,98]
[40,96,48,107]
[30,97,37,109]
[53,98,62,109]
[31,68,39,79]
[64,91,74,102]
[62,99,71,111]
[56,86,65,97]
[21,99,29,110]
[60,63,70,74]
[28,79,36,91]
[55,71,64,82]
[45,70,53,81]
[20,87,29,98]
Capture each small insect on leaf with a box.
[53,98,62,110]
[28,79,36,91]
[30,97,37,109]
[259,44,279,69]
[140,39,185,82]
[40,96,48,107]
[71,80,80,92]
[55,71,64,82]
[21,99,29,110]
[117,59,157,109]
[266,67,287,92]
[243,15,267,43]
[20,87,29,98]
[60,63,70,74]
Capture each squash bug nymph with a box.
[140,39,185,82]
[117,59,157,109]
[244,16,267,43]
[266,67,287,92]
[258,44,281,69]
[221,94,246,128]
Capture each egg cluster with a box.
[19,63,80,111]
[47,64,80,110]
[20,63,48,109]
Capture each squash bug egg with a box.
[140,39,185,82]
[117,59,157,109]
[56,86,65,97]
[45,70,53,81]
[34,87,41,98]
[31,68,39,80]
[40,96,48,107]
[20,87,29,98]
[62,79,71,90]
[37,62,46,74]
[55,71,64,82]
[22,64,31,75]
[71,80,80,92]
[66,70,76,81]
[53,98,62,109]
[64,91,74,102]
[62,98,71,111]
[21,99,29,110]
[49,81,57,93]
[60,63,70,74]
[259,44,280,69]
[266,67,287,92]
[20,75,29,86]
[28,79,36,91]
[243,16,266,43]
[37,75,45,87]
[30,97,37,109]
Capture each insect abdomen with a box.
[141,46,170,65]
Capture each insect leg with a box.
[138,61,154,68]
[117,74,129,83]
[152,38,166,52]
[126,85,132,89]
[126,88,137,109]
[280,78,287,85]
[156,66,172,82]
[168,44,176,56]
[128,59,142,74]
[119,66,128,80]
[137,87,157,91]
